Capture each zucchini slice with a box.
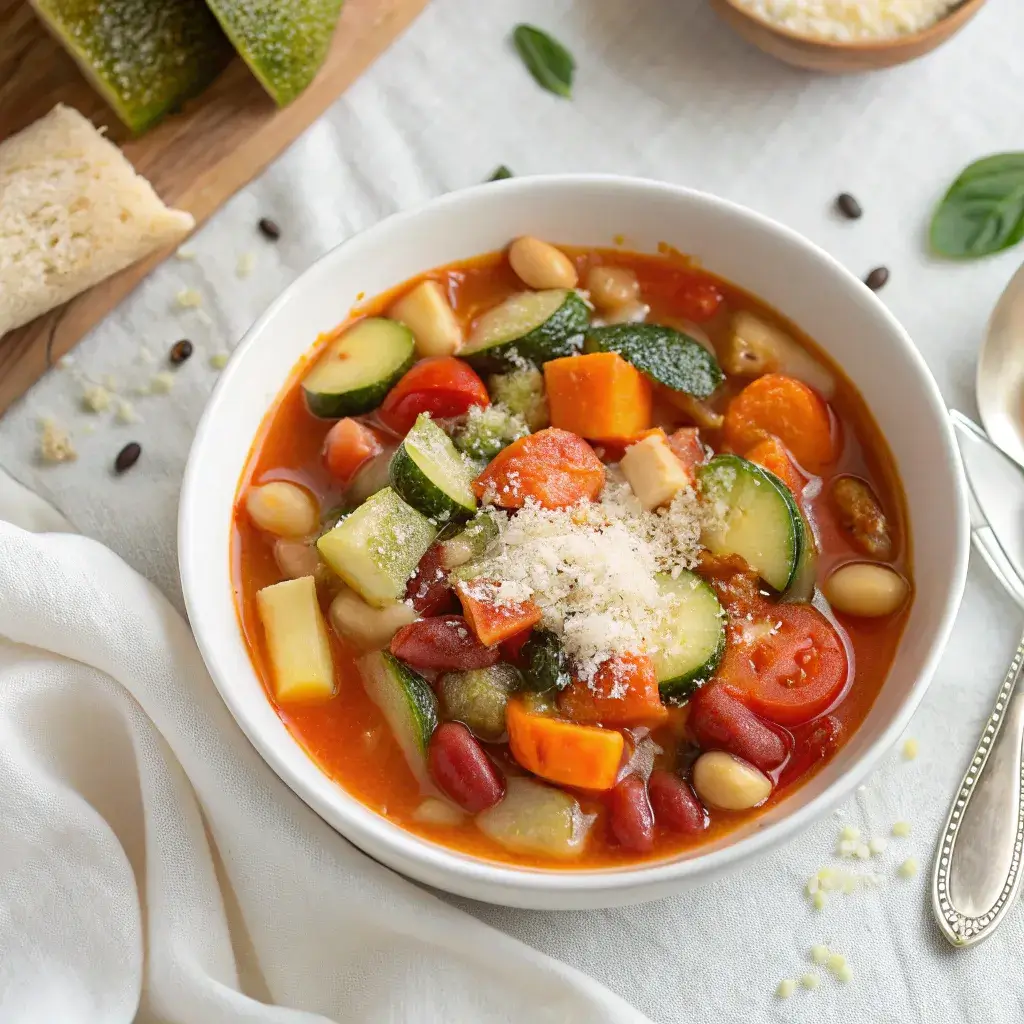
[438,663,523,742]
[461,289,589,371]
[302,318,414,418]
[316,487,436,606]
[521,629,572,693]
[699,455,802,592]
[585,323,723,398]
[650,571,726,704]
[358,651,438,786]
[762,469,818,602]
[389,414,478,523]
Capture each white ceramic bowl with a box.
[180,175,969,909]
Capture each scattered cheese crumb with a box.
[869,837,888,856]
[39,419,76,463]
[115,399,140,425]
[776,979,796,1000]
[840,825,860,841]
[899,857,919,879]
[175,246,197,260]
[801,973,820,990]
[176,287,203,308]
[836,964,853,984]
[210,352,229,370]
[82,384,112,413]
[236,251,256,278]
[195,308,213,326]
[150,371,175,394]
[826,952,846,974]
[902,737,919,760]
[892,820,912,838]
[137,346,154,364]
[810,945,830,965]
[813,891,827,910]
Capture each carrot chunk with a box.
[559,653,668,728]
[456,581,543,646]
[745,436,806,501]
[723,374,836,472]
[473,428,605,509]
[506,697,624,791]
[544,352,652,440]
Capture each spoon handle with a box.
[932,630,1024,946]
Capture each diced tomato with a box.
[559,653,668,729]
[500,627,534,666]
[322,417,382,484]
[776,714,843,789]
[473,428,605,509]
[390,615,499,671]
[666,427,707,481]
[675,277,723,322]
[405,544,456,616]
[456,581,542,646]
[687,683,787,772]
[715,599,849,726]
[745,436,806,502]
[378,357,489,435]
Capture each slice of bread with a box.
[0,104,194,336]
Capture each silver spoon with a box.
[976,260,1024,467]
[931,267,1024,947]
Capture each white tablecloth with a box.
[2,0,1023,1020]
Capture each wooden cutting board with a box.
[0,0,428,415]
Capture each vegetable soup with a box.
[233,240,910,868]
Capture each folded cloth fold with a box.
[0,474,648,1024]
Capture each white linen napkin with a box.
[0,471,649,1024]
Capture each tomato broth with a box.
[234,246,911,869]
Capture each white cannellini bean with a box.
[328,585,417,651]
[600,299,649,325]
[824,563,909,618]
[274,538,322,580]
[692,751,772,811]
[246,481,319,537]
[508,236,578,290]
[389,279,463,358]
[585,266,640,311]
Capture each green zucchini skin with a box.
[461,290,589,372]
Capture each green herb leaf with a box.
[931,153,1024,259]
[488,165,513,181]
[512,24,574,99]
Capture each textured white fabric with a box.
[1,0,1024,1020]
[0,483,647,1024]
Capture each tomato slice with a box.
[378,357,489,435]
[716,600,849,726]
[322,417,382,483]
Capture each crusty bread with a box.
[0,104,193,336]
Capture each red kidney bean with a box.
[499,626,534,666]
[390,615,500,671]
[688,684,787,772]
[776,714,842,789]
[405,544,457,616]
[648,769,708,835]
[607,775,655,852]
[427,722,505,813]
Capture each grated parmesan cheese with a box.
[39,418,76,463]
[732,0,961,42]
[458,473,710,679]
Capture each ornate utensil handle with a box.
[933,630,1024,946]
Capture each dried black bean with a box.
[114,442,142,474]
[864,266,890,291]
[836,193,863,220]
[169,339,193,365]
[258,217,281,241]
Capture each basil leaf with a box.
[488,165,513,181]
[513,24,574,99]
[931,153,1024,259]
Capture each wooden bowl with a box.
[708,0,989,73]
